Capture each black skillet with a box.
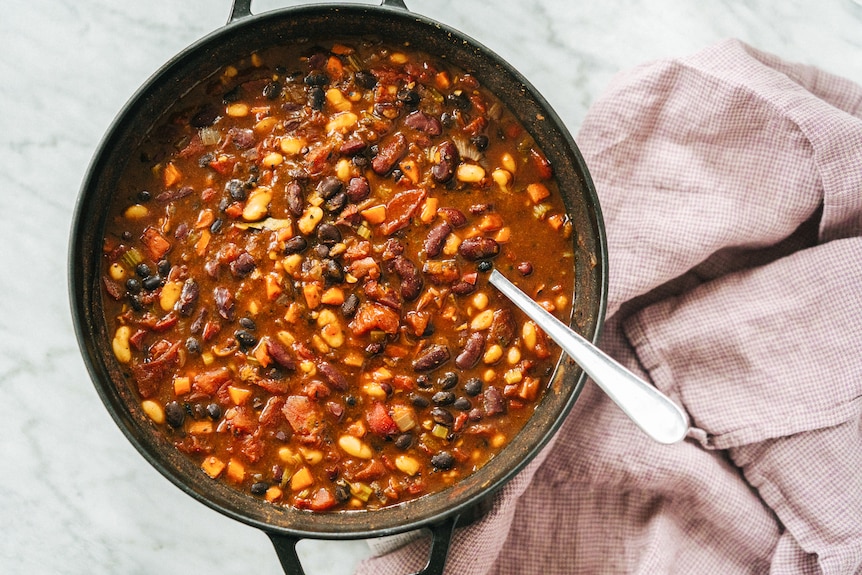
[69,1,608,573]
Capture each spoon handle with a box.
[489,270,689,444]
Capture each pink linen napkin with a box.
[356,38,862,575]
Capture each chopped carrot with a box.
[320,286,345,305]
[163,162,182,187]
[360,204,387,224]
[526,182,550,204]
[303,282,322,309]
[291,466,315,491]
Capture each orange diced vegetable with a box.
[173,376,191,396]
[201,456,225,478]
[226,458,246,483]
[526,182,550,203]
[320,286,345,305]
[360,204,387,224]
[303,282,322,309]
[163,162,182,187]
[291,466,315,491]
[228,385,252,405]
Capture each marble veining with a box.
[2,1,860,573]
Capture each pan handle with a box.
[267,516,457,575]
[229,0,408,24]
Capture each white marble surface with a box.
[1,1,860,573]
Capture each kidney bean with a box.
[371,132,408,175]
[340,138,367,156]
[488,308,516,347]
[517,261,534,276]
[423,220,451,258]
[431,140,459,183]
[392,255,422,301]
[346,176,370,202]
[214,286,235,320]
[229,251,256,277]
[177,278,199,316]
[286,180,304,217]
[436,206,467,228]
[451,278,477,295]
[318,361,349,392]
[404,110,442,136]
[483,386,506,416]
[412,344,451,372]
[455,331,485,370]
[266,338,296,371]
[458,237,500,260]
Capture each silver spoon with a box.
[489,269,689,444]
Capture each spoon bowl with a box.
[489,269,689,444]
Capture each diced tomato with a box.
[366,402,397,436]
[140,226,171,261]
[282,395,320,436]
[307,487,337,511]
[379,188,426,235]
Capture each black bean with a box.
[157,259,171,277]
[354,71,377,89]
[239,316,256,330]
[206,403,222,420]
[135,263,151,278]
[210,218,224,234]
[164,401,185,428]
[477,261,494,273]
[190,104,220,127]
[317,223,342,245]
[317,176,343,200]
[235,329,257,350]
[431,451,456,470]
[137,190,151,203]
[334,481,351,502]
[412,344,451,372]
[410,394,430,408]
[438,372,459,390]
[453,397,472,411]
[432,391,456,406]
[471,134,489,151]
[125,277,141,294]
[341,293,359,318]
[283,236,308,254]
[447,92,471,110]
[263,80,282,100]
[416,375,432,389]
[324,191,347,213]
[222,86,242,104]
[430,407,454,426]
[397,88,421,109]
[313,244,330,258]
[128,294,144,311]
[185,337,201,354]
[304,72,329,87]
[463,377,483,397]
[309,86,325,110]
[251,482,269,496]
[322,259,344,283]
[142,274,162,291]
[395,433,414,450]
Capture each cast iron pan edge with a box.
[68,1,608,573]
